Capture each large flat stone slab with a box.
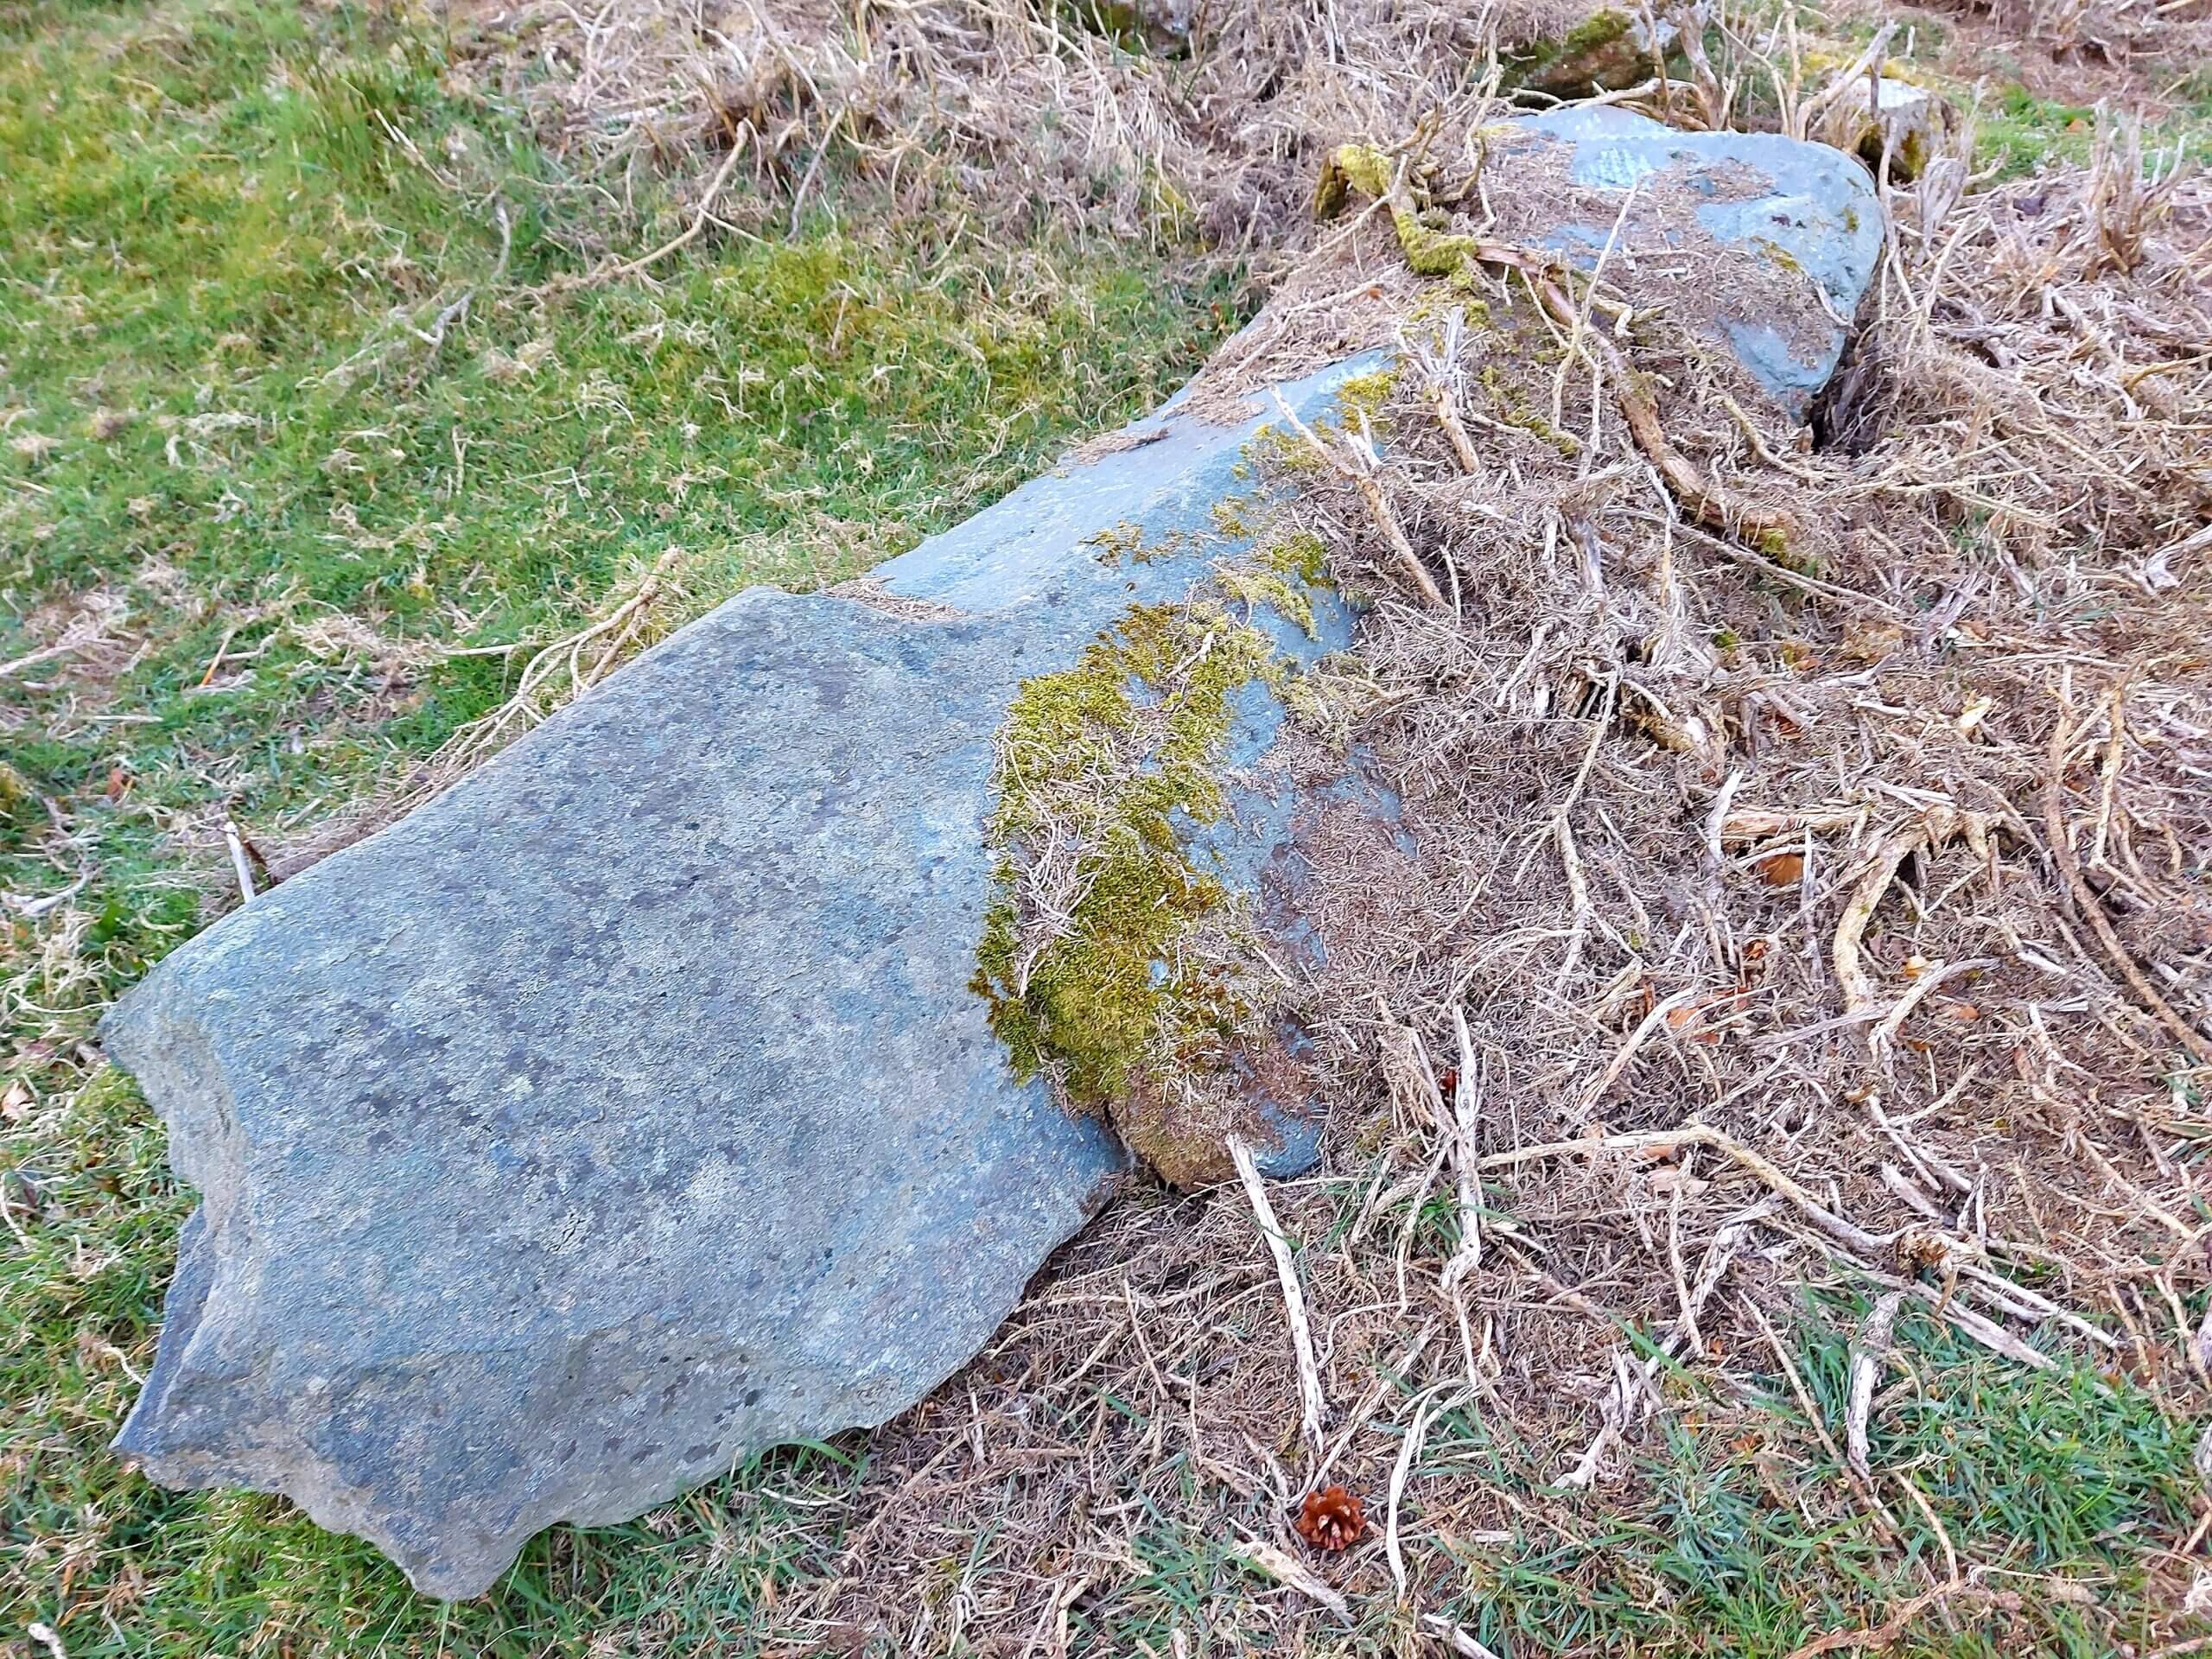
[105,356,1374,1597]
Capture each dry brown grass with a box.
[1923,0,2212,64]
[655,81,2212,1657]
[450,0,1590,271]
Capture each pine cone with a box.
[1295,1485,1365,1552]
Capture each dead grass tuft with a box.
[1927,0,2212,64]
[456,0,1587,270]
[726,84,2212,1656]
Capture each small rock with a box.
[1816,76,1966,181]
[1510,107,1885,416]
[1066,0,1200,53]
[1506,7,1680,99]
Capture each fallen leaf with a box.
[1649,1167,1709,1198]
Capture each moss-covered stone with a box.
[1087,520,1186,566]
[971,505,1347,1186]
[1220,530,1337,640]
[972,602,1276,1122]
[1335,367,1402,427]
[1501,8,1676,99]
[1314,143,1485,275]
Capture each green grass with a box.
[1033,1288,2199,1656]
[1973,85,2106,179]
[1416,1301,2197,1657]
[861,1298,2196,1658]
[1701,3,2212,181]
[1947,71,2212,181]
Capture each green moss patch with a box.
[971,603,1274,1124]
[969,493,1357,1185]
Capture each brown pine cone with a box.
[1294,1485,1365,1552]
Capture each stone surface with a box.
[105,111,1886,1599]
[1815,76,1966,181]
[1069,0,1200,52]
[1506,8,1680,99]
[105,356,1375,1599]
[1515,106,1885,415]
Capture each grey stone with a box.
[105,356,1375,1599]
[1517,106,1885,415]
[1813,77,1966,181]
[105,113,1885,1599]
[1068,0,1201,52]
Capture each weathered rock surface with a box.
[1814,76,1967,181]
[105,355,1371,1598]
[1515,107,1885,415]
[1505,8,1680,99]
[105,109,1885,1599]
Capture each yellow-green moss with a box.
[1335,366,1402,428]
[1086,520,1146,565]
[1758,525,1821,575]
[1414,279,1495,322]
[1313,140,1387,221]
[1246,419,1328,476]
[1219,569,1315,638]
[973,603,1281,1113]
[1088,520,1187,566]
[1316,143,1480,272]
[1216,529,1336,639]
[1750,237,1807,279]
[1498,9,1642,96]
[1395,217,1485,279]
[1268,530,1330,588]
[1315,143,1490,280]
[1211,496,1255,539]
[1480,365,1583,457]
[1557,7,1633,56]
